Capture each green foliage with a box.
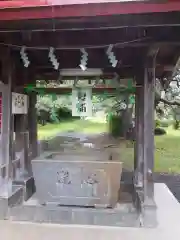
[173,120,180,130]
[154,128,166,136]
[36,95,75,125]
[108,113,123,137]
[36,96,53,125]
[155,119,161,128]
[156,119,172,128]
[50,108,60,123]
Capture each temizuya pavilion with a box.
[0,0,179,230]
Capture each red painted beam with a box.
[0,0,178,8]
[0,1,180,21]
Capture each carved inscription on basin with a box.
[51,167,108,200]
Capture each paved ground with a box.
[1,184,180,240]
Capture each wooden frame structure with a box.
[0,0,179,226]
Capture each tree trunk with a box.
[121,94,134,138]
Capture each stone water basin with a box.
[32,151,122,207]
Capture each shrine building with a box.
[0,0,179,229]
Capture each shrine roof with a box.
[0,0,180,21]
[0,1,179,82]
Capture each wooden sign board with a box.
[12,92,28,114]
[72,88,92,117]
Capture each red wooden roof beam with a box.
[0,1,180,21]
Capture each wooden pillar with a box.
[143,60,156,204]
[134,89,139,170]
[134,62,157,226]
[138,48,158,227]
[14,114,29,176]
[12,68,36,201]
[0,50,27,219]
[11,65,29,178]
[135,48,157,203]
[28,88,38,160]
[134,81,144,188]
[0,49,14,193]
[14,69,37,176]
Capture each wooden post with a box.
[11,65,29,178]
[143,61,155,204]
[140,50,158,227]
[14,69,37,176]
[135,49,157,203]
[134,81,144,188]
[28,91,38,160]
[134,48,158,226]
[12,68,36,200]
[14,114,29,177]
[0,49,14,194]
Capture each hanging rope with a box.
[0,37,151,50]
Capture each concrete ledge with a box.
[0,183,180,240]
[155,183,180,229]
[0,185,23,219]
[14,177,35,201]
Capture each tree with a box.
[155,71,180,129]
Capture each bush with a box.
[36,95,75,125]
[36,96,53,125]
[56,107,72,120]
[173,120,180,130]
[108,113,123,137]
[154,127,166,135]
[159,119,171,128]
[155,119,160,128]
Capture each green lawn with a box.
[38,121,180,174]
[120,126,180,174]
[38,119,107,140]
[155,127,180,173]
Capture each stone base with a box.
[0,184,179,240]
[0,185,23,219]
[9,193,140,227]
[14,176,35,201]
[134,188,157,228]
[141,203,157,228]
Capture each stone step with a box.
[0,185,23,220]
[8,202,140,227]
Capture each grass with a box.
[154,127,180,173]
[38,121,180,174]
[121,126,180,174]
[38,119,107,140]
